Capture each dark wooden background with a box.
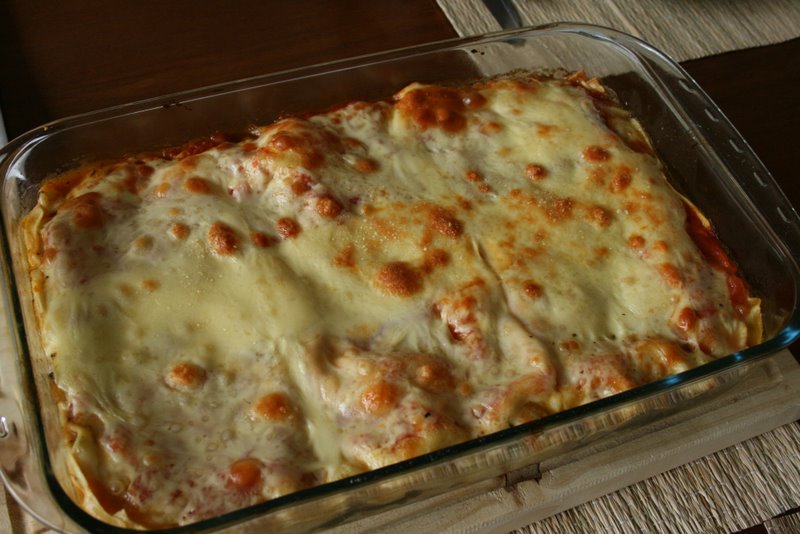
[0,1,454,135]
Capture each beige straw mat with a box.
[4,2,800,532]
[437,0,800,60]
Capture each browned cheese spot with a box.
[583,145,611,162]
[316,195,343,218]
[361,381,400,415]
[142,279,160,292]
[653,240,670,252]
[227,458,264,492]
[479,121,503,134]
[333,244,356,268]
[537,124,555,136]
[184,177,214,194]
[395,86,483,133]
[522,281,543,298]
[290,174,313,195]
[421,249,450,274]
[525,164,548,181]
[429,207,464,238]
[265,129,325,169]
[677,307,698,334]
[133,235,154,251]
[165,362,207,391]
[414,360,455,393]
[276,217,301,239]
[465,170,483,182]
[64,192,107,229]
[659,263,683,288]
[610,166,632,193]
[154,182,171,198]
[376,262,422,297]
[559,340,581,353]
[252,392,296,422]
[208,222,240,255]
[586,206,612,228]
[628,235,646,249]
[355,158,379,173]
[251,232,277,248]
[545,197,574,222]
[169,222,190,240]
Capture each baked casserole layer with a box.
[21,72,761,528]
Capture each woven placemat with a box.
[437,0,800,61]
[517,423,800,534]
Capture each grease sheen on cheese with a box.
[23,73,760,528]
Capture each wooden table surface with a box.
[0,1,797,532]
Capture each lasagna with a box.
[21,72,761,528]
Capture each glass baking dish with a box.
[0,23,798,533]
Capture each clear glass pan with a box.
[0,23,798,533]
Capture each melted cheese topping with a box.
[22,73,761,528]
